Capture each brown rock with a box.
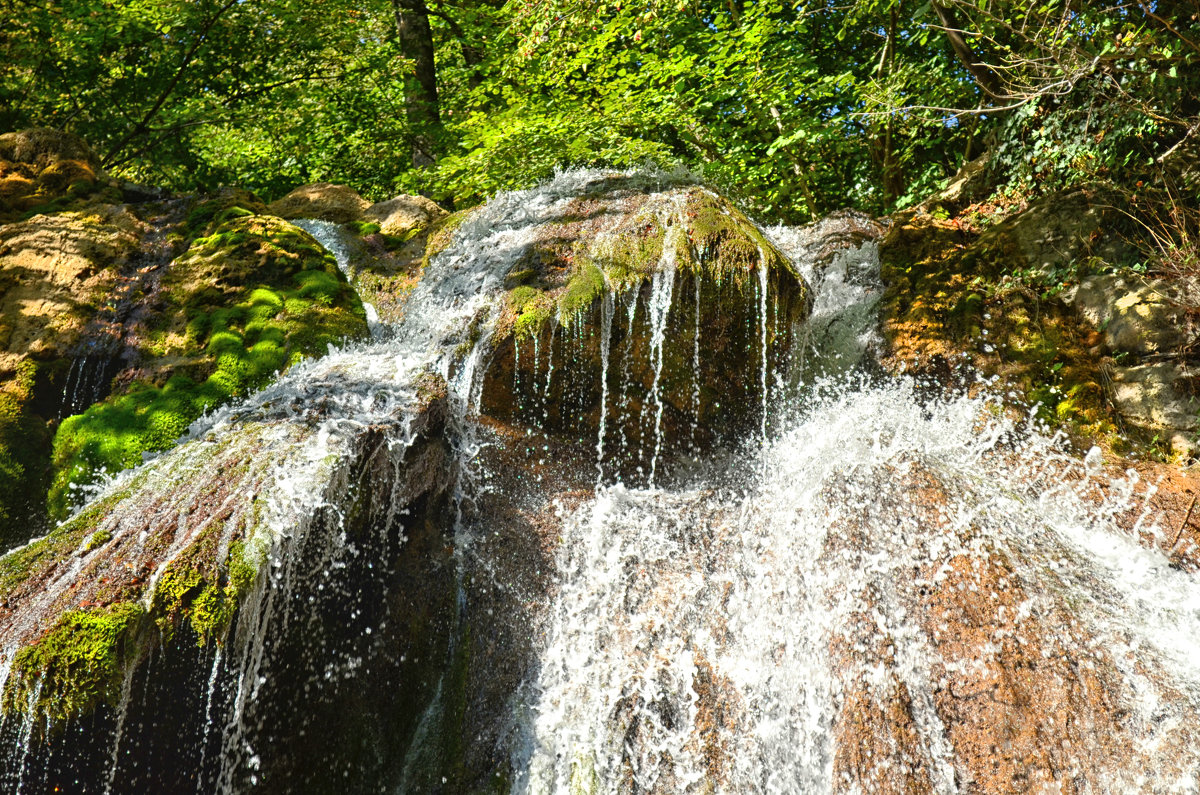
[364,194,446,238]
[266,182,369,223]
[0,129,105,216]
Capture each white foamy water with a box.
[511,234,1200,794]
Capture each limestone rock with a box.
[1065,273,1191,354]
[0,129,109,217]
[976,187,1129,278]
[266,182,369,223]
[1110,362,1198,436]
[0,205,143,545]
[364,194,446,238]
[920,151,990,215]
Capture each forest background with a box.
[1,0,1197,245]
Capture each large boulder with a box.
[0,204,144,546]
[0,152,370,548]
[266,182,369,224]
[478,181,812,484]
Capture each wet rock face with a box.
[479,185,811,484]
[822,460,1187,795]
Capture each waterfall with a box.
[2,172,1199,793]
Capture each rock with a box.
[0,204,144,546]
[0,129,108,218]
[1110,362,1198,436]
[48,213,369,520]
[364,194,446,238]
[266,182,369,223]
[1065,273,1191,354]
[0,388,452,745]
[975,187,1130,279]
[920,151,990,215]
[478,182,812,483]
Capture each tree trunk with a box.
[392,0,441,167]
[932,1,1006,102]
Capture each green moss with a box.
[47,216,369,520]
[0,359,53,546]
[558,263,606,319]
[83,528,112,551]
[152,540,260,643]
[3,602,147,725]
[347,220,382,237]
[683,191,793,282]
[513,292,557,341]
[591,214,666,287]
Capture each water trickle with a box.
[12,676,44,795]
[596,286,615,484]
[646,248,677,489]
[196,645,223,792]
[102,662,137,794]
[757,245,769,447]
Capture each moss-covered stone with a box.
[480,182,810,483]
[47,214,369,519]
[878,196,1125,452]
[2,602,148,724]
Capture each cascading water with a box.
[1,171,1198,794]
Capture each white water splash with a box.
[512,237,1200,794]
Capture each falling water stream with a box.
[2,172,1199,792]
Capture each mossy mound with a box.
[48,214,369,519]
[480,184,810,482]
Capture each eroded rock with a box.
[1066,273,1193,355]
[266,182,370,224]
[364,194,446,238]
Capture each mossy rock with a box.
[2,602,149,724]
[479,184,810,483]
[183,187,268,236]
[0,128,113,221]
[47,215,369,519]
[878,198,1124,451]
